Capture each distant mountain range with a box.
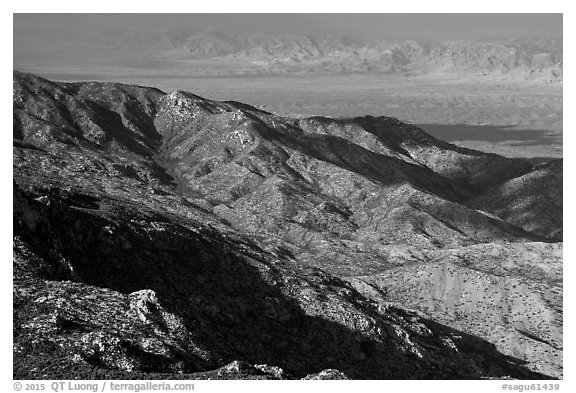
[14,27,563,81]
[13,71,562,379]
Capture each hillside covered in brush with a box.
[13,71,562,379]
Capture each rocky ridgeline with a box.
[15,29,563,81]
[13,71,562,379]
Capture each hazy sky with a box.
[14,13,562,40]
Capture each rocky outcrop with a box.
[13,71,562,379]
[302,369,349,380]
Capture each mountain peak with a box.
[13,72,563,379]
[14,28,563,80]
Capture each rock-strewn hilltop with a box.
[13,71,562,379]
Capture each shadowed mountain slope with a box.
[466,159,563,240]
[13,71,562,379]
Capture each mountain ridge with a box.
[14,29,563,81]
[13,71,563,379]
